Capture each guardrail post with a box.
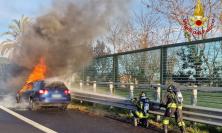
[191,85,198,106]
[79,80,83,103]
[154,84,161,122]
[80,80,83,90]
[135,78,138,88]
[109,82,114,95]
[130,83,134,99]
[155,85,161,102]
[86,76,90,86]
[92,81,97,107]
[93,81,97,93]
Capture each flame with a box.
[26,57,46,83]
[19,57,46,93]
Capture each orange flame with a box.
[19,57,47,93]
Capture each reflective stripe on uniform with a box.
[162,118,169,125]
[129,112,134,117]
[178,105,183,109]
[135,111,144,118]
[167,103,183,109]
[178,121,185,127]
[167,103,177,108]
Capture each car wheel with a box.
[16,95,20,103]
[29,99,39,111]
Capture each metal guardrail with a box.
[77,80,222,107]
[72,91,222,127]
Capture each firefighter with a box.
[139,91,146,101]
[161,85,186,133]
[130,91,149,127]
[139,92,149,115]
[132,92,149,115]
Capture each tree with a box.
[133,10,159,48]
[105,10,159,54]
[174,47,200,84]
[87,40,112,81]
[92,40,111,57]
[0,15,30,57]
[220,12,222,24]
[106,23,120,53]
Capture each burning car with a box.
[16,57,71,110]
[16,80,71,110]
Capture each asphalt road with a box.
[0,109,42,133]
[0,107,160,133]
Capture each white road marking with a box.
[0,105,58,133]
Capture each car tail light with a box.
[44,90,48,94]
[64,90,71,95]
[39,89,48,95]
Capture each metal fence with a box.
[85,37,222,86]
[79,37,222,109]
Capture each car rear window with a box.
[33,80,45,90]
[45,81,68,90]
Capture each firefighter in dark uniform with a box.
[130,92,150,127]
[132,92,149,117]
[162,85,186,133]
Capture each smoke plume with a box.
[11,0,131,77]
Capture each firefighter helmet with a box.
[167,85,175,92]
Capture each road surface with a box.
[0,108,42,133]
[0,107,160,133]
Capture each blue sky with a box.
[0,0,52,40]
